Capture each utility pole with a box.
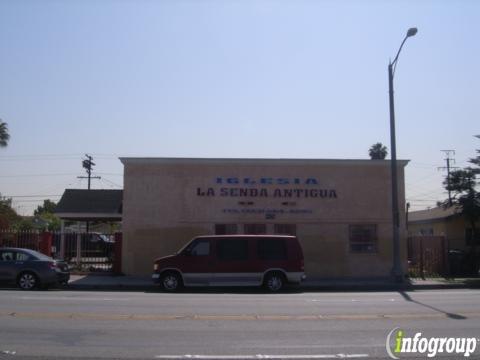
[78,154,101,190]
[388,27,418,283]
[438,150,458,206]
[77,154,101,234]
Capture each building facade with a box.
[409,206,480,251]
[120,158,408,278]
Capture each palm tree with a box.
[0,121,10,147]
[369,142,388,160]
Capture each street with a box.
[0,288,480,359]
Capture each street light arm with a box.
[391,28,418,77]
[391,35,409,77]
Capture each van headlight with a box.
[153,263,159,271]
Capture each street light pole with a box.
[389,27,417,283]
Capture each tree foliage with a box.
[470,135,480,172]
[33,199,60,231]
[34,199,57,216]
[0,195,20,229]
[440,137,480,259]
[369,142,388,160]
[0,120,10,147]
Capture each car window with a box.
[0,251,15,261]
[16,252,30,261]
[217,238,249,261]
[257,238,287,260]
[189,240,210,256]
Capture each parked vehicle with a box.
[0,247,70,290]
[61,232,115,259]
[152,235,305,292]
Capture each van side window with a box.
[217,238,248,261]
[189,240,210,256]
[258,238,287,260]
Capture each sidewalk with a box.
[67,274,480,291]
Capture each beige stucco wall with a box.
[121,158,408,277]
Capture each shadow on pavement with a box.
[398,290,467,320]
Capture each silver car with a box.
[0,248,70,290]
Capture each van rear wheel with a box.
[263,272,285,292]
[160,271,182,292]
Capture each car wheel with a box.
[264,272,285,292]
[160,272,182,292]
[17,272,38,290]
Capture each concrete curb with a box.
[65,276,480,292]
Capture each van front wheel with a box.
[263,272,285,292]
[160,271,183,292]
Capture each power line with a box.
[101,177,123,188]
[2,195,61,198]
[0,173,78,178]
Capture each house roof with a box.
[409,206,459,223]
[55,189,123,221]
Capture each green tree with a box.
[34,199,57,216]
[440,138,480,274]
[369,142,388,160]
[13,218,35,231]
[470,135,480,171]
[0,121,10,147]
[33,199,60,231]
[0,195,20,229]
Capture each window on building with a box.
[257,237,287,260]
[217,238,249,261]
[244,224,267,234]
[215,224,238,235]
[419,228,434,236]
[349,224,377,253]
[274,224,297,236]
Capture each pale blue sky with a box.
[0,0,479,215]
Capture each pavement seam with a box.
[2,311,480,321]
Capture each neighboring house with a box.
[408,206,480,251]
[55,189,123,231]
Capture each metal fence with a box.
[0,229,41,250]
[52,232,117,272]
[0,230,120,273]
[407,236,448,278]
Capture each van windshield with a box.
[176,239,197,255]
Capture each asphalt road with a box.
[0,288,479,359]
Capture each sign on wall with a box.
[194,177,338,220]
[196,177,338,199]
